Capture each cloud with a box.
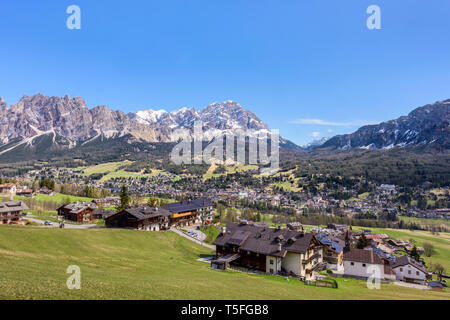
[311,132,320,137]
[291,118,376,126]
[327,129,334,133]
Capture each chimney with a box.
[278,243,282,252]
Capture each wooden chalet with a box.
[162,198,215,227]
[57,202,97,223]
[212,222,324,281]
[105,206,171,231]
[0,201,29,225]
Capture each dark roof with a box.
[343,248,384,265]
[428,281,447,288]
[213,223,318,258]
[391,255,429,274]
[316,233,343,253]
[163,198,214,213]
[119,207,171,221]
[0,201,29,213]
[58,202,97,214]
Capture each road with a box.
[170,227,215,250]
[25,217,102,229]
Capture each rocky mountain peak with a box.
[320,100,450,150]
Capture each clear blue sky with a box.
[1,0,450,145]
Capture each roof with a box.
[59,202,97,214]
[315,233,343,253]
[0,184,15,189]
[343,248,384,265]
[116,207,171,221]
[0,201,29,213]
[213,223,318,258]
[391,255,429,274]
[428,281,447,288]
[163,198,214,213]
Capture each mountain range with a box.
[0,94,449,163]
[318,99,450,151]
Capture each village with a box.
[0,173,448,293]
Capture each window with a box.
[270,269,274,274]
[400,268,403,272]
[256,253,259,257]
[416,271,419,276]
[408,270,411,275]
[247,251,250,255]
[270,259,274,265]
[350,262,354,266]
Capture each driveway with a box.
[184,225,207,242]
[171,227,215,250]
[25,217,102,229]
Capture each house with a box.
[57,202,97,223]
[105,206,171,231]
[162,198,215,227]
[0,184,16,196]
[390,255,432,285]
[212,222,324,281]
[92,196,120,207]
[93,208,115,220]
[16,188,33,197]
[0,201,29,225]
[287,222,303,232]
[315,233,344,271]
[343,248,387,280]
[39,187,53,195]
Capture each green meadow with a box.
[0,226,448,300]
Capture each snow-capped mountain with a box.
[319,99,450,150]
[0,94,280,158]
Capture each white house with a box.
[391,255,431,285]
[343,248,386,280]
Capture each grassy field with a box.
[0,226,448,300]
[79,161,170,182]
[398,216,450,229]
[15,193,94,204]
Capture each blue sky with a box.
[1,0,450,145]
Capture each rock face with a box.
[0,94,273,153]
[320,100,450,150]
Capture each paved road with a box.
[171,228,215,250]
[25,217,102,229]
[184,225,207,242]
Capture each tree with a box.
[356,234,369,249]
[118,185,130,211]
[423,243,435,257]
[410,245,420,261]
[432,263,445,282]
[417,195,428,210]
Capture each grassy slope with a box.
[0,226,448,300]
[15,193,94,204]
